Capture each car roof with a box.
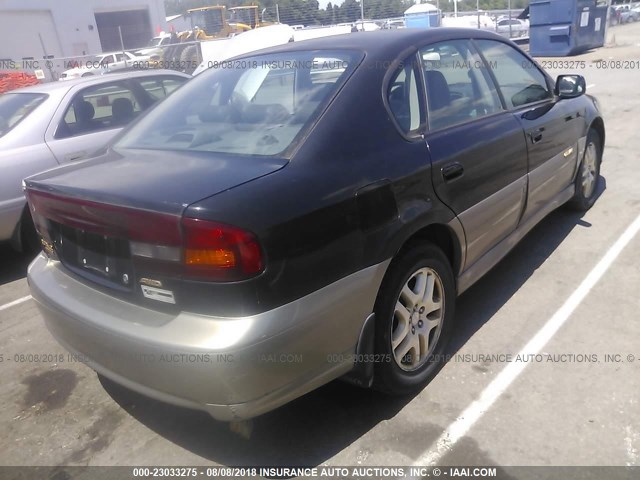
[6,70,190,95]
[235,28,515,61]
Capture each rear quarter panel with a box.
[183,53,455,315]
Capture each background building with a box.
[0,0,167,62]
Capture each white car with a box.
[59,51,148,81]
[136,32,174,57]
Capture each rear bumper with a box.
[28,254,388,421]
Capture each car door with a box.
[45,80,142,163]
[420,39,529,270]
[474,39,586,222]
[99,54,115,71]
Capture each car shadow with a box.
[101,179,606,466]
[0,243,38,286]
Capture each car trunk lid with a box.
[25,148,285,302]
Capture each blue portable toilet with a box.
[404,3,441,29]
[529,0,607,56]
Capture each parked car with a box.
[0,70,189,251]
[614,5,639,23]
[495,17,529,38]
[609,6,621,26]
[136,32,174,57]
[59,51,152,80]
[26,29,604,421]
[383,19,406,29]
[626,6,640,22]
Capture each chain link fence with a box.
[3,3,635,85]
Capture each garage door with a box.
[0,10,62,61]
[95,10,152,52]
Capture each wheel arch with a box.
[344,221,463,388]
[9,203,29,252]
[393,222,463,280]
[589,117,605,155]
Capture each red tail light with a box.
[25,189,182,245]
[182,218,263,281]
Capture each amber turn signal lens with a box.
[181,217,264,281]
[185,248,236,268]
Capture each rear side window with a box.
[475,39,552,109]
[137,77,186,101]
[0,93,47,138]
[387,62,421,134]
[56,82,142,139]
[117,50,361,156]
[420,40,502,131]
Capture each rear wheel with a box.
[373,243,455,394]
[21,207,41,252]
[567,129,602,211]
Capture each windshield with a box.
[190,9,225,35]
[149,37,162,47]
[0,93,48,138]
[117,50,360,156]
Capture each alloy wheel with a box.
[391,267,445,371]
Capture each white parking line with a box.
[0,295,32,312]
[412,213,640,467]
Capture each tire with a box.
[81,72,94,77]
[21,207,41,252]
[373,243,456,394]
[179,45,199,73]
[567,129,602,211]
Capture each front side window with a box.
[56,82,142,138]
[387,61,421,134]
[475,39,552,109]
[0,93,47,138]
[420,40,502,131]
[100,55,114,66]
[117,50,360,156]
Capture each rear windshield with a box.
[116,50,361,156]
[0,93,47,138]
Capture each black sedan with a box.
[25,28,604,421]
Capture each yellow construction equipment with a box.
[162,4,273,73]
[228,5,273,30]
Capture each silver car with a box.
[0,70,189,251]
[496,18,529,38]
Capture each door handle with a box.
[529,128,544,144]
[442,163,464,182]
[65,151,88,162]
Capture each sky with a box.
[319,0,344,8]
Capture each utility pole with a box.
[118,26,127,69]
[477,0,480,28]
[360,0,364,21]
[508,0,512,38]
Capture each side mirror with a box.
[555,74,586,99]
